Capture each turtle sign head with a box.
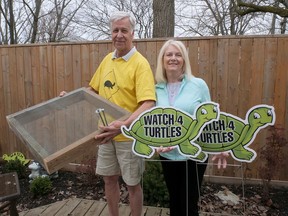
[196,102,220,123]
[247,106,275,128]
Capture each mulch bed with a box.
[1,166,288,215]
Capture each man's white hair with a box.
[109,11,136,31]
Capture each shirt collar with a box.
[156,75,187,89]
[112,46,137,61]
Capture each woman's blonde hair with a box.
[155,39,193,83]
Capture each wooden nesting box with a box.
[6,88,129,174]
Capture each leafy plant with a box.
[2,152,30,179]
[2,158,27,179]
[142,155,169,207]
[2,152,30,166]
[258,125,287,203]
[30,176,52,197]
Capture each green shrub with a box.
[2,159,27,179]
[30,176,52,197]
[143,156,169,207]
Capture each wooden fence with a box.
[0,36,287,181]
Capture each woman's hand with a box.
[212,152,229,169]
[156,146,175,153]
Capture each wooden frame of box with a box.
[6,88,130,174]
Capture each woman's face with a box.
[163,44,184,80]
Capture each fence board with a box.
[187,40,199,77]
[215,39,229,111]
[243,38,266,179]
[274,38,287,128]
[283,39,288,153]
[2,48,12,153]
[146,41,157,73]
[135,41,147,60]
[23,48,33,108]
[47,45,55,98]
[285,54,288,181]
[274,38,288,180]
[31,46,41,104]
[81,44,90,87]
[227,39,240,115]
[12,47,28,155]
[98,42,111,66]
[8,48,17,112]
[263,38,277,105]
[208,39,218,102]
[0,49,8,151]
[15,47,26,111]
[89,44,99,81]
[0,36,288,181]
[249,38,265,107]
[8,48,18,152]
[72,45,82,89]
[198,39,210,84]
[238,39,253,119]
[63,45,73,92]
[156,40,165,66]
[55,46,65,93]
[39,46,49,101]
[259,37,278,166]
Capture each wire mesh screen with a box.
[6,88,129,173]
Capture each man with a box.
[89,11,156,216]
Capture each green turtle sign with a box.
[121,103,275,163]
[194,105,275,162]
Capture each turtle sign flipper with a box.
[178,140,200,156]
[122,127,131,137]
[231,145,256,162]
[122,126,154,158]
[134,141,154,157]
[194,151,208,162]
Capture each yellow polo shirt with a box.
[89,48,156,141]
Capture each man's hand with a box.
[212,152,229,169]
[59,91,67,97]
[94,120,123,144]
[94,100,155,145]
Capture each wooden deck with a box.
[19,198,170,216]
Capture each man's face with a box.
[111,17,134,56]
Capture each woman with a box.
[155,39,227,216]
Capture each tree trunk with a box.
[31,0,43,43]
[153,0,174,38]
[280,17,287,34]
[270,13,276,34]
[8,0,15,44]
